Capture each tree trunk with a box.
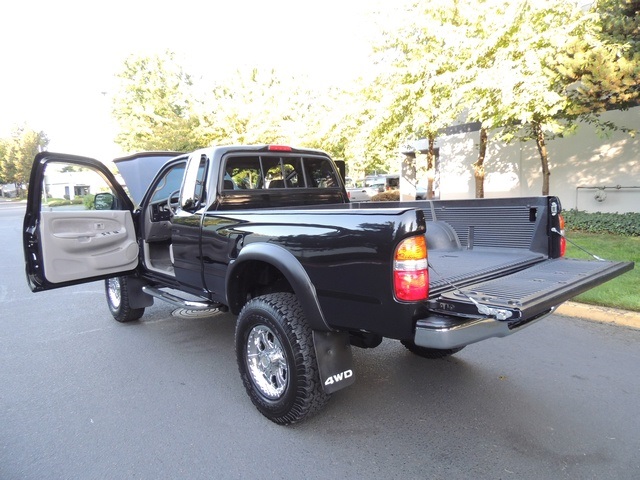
[533,122,550,196]
[472,127,487,198]
[426,136,436,199]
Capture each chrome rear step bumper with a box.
[414,308,554,350]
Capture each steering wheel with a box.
[166,189,181,217]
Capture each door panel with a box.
[40,211,138,283]
[23,152,138,291]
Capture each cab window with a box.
[150,164,186,204]
[39,162,116,211]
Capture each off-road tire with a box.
[235,292,329,425]
[401,340,464,359]
[105,276,145,323]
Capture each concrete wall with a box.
[434,107,640,213]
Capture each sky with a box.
[1,0,392,160]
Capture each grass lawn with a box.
[564,231,639,312]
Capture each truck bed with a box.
[353,197,633,320]
[427,248,545,295]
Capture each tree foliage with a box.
[112,57,334,156]
[200,69,327,147]
[486,0,590,195]
[361,0,639,196]
[340,0,470,184]
[0,126,49,194]
[108,1,639,197]
[561,0,640,114]
[112,51,204,152]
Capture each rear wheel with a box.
[235,292,329,425]
[401,340,464,359]
[105,276,145,323]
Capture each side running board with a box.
[142,286,222,310]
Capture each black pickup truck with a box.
[23,145,633,424]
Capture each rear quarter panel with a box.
[201,207,426,338]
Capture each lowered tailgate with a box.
[428,257,634,321]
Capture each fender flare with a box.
[225,242,331,332]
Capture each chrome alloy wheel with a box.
[106,277,122,309]
[245,325,288,399]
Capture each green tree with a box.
[0,126,49,195]
[552,0,640,139]
[200,68,329,148]
[455,0,530,198]
[478,0,638,196]
[0,140,8,185]
[346,0,471,194]
[566,0,640,113]
[111,53,348,158]
[467,0,592,196]
[112,51,203,152]
[316,85,391,180]
[361,0,630,197]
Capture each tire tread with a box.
[236,292,329,425]
[105,277,145,323]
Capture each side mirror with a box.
[94,192,115,210]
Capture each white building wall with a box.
[435,106,640,213]
[44,170,109,200]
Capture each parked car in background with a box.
[346,179,379,201]
[365,174,429,200]
[1,183,18,198]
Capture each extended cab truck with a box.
[23,146,633,425]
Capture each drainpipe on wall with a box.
[575,185,640,210]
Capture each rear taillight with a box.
[559,214,566,257]
[268,145,292,152]
[394,236,429,301]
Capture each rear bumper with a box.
[413,309,554,350]
[415,257,633,350]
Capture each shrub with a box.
[44,196,94,209]
[562,209,640,236]
[371,191,400,202]
[83,195,95,210]
[45,198,72,207]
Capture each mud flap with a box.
[125,277,155,309]
[312,331,355,394]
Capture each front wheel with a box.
[105,276,145,323]
[401,340,464,359]
[235,292,329,425]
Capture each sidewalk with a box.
[556,301,640,330]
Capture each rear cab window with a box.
[222,155,340,191]
[216,153,344,209]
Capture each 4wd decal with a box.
[312,331,355,394]
[324,369,353,386]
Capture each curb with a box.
[556,301,640,330]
